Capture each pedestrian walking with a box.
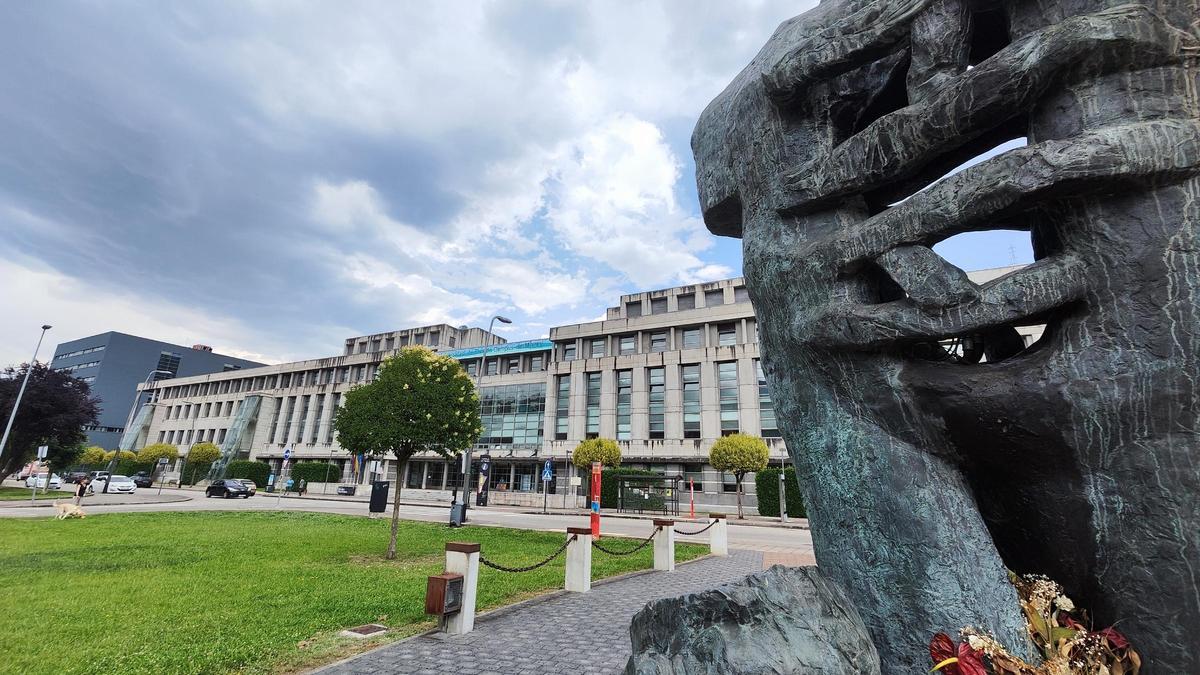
[298,479,307,496]
[74,477,90,506]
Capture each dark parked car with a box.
[66,471,90,484]
[205,479,251,499]
[131,471,154,488]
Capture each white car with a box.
[25,474,62,490]
[89,474,137,495]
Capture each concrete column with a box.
[709,513,729,556]
[444,542,480,634]
[421,461,430,490]
[565,527,592,592]
[653,519,675,571]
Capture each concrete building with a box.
[49,332,264,449]
[135,268,1040,513]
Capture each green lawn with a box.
[0,485,73,500]
[0,511,706,674]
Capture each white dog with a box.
[53,501,86,519]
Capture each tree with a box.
[80,446,107,465]
[0,363,99,483]
[103,450,137,462]
[709,434,769,519]
[137,443,179,465]
[183,442,221,484]
[571,437,622,470]
[334,347,481,560]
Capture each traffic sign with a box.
[541,460,552,482]
[283,447,292,461]
[157,457,169,465]
[36,445,48,459]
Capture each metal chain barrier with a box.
[591,527,660,556]
[673,520,718,536]
[479,534,577,573]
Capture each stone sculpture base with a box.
[624,566,880,675]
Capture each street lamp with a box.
[455,315,511,522]
[102,369,171,493]
[0,325,51,464]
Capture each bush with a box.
[289,462,339,484]
[755,467,806,518]
[80,446,107,465]
[137,443,179,464]
[115,460,155,477]
[187,442,221,464]
[599,468,658,509]
[572,437,621,470]
[226,460,271,486]
[181,462,213,485]
[102,450,137,463]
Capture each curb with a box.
[2,493,193,509]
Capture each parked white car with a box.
[25,474,62,490]
[89,474,137,494]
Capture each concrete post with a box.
[653,519,675,571]
[565,527,592,592]
[444,542,480,634]
[779,471,788,523]
[709,513,728,556]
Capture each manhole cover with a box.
[340,624,388,639]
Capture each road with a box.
[0,486,813,557]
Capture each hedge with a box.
[289,462,340,484]
[181,462,213,486]
[115,460,155,477]
[226,460,271,486]
[755,467,806,518]
[599,468,659,509]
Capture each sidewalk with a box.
[312,550,764,675]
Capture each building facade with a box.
[50,332,264,449]
[136,269,1040,512]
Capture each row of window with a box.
[55,360,101,373]
[561,323,745,361]
[465,352,547,377]
[624,286,750,317]
[158,427,227,446]
[166,399,241,420]
[347,329,455,355]
[156,364,379,401]
[55,344,105,360]
[266,392,341,446]
[556,360,779,441]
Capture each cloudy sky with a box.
[0,1,1030,367]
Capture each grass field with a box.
[0,485,73,500]
[0,511,705,674]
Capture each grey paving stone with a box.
[312,551,762,675]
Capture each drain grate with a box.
[339,623,388,639]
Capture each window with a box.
[734,286,751,303]
[310,394,325,444]
[406,462,425,489]
[616,370,632,441]
[585,372,601,438]
[757,360,780,438]
[682,364,701,439]
[217,429,227,444]
[718,362,739,434]
[384,337,395,350]
[357,342,367,354]
[158,431,165,443]
[554,375,570,440]
[563,344,577,361]
[682,328,701,349]
[705,289,724,307]
[677,293,696,311]
[506,357,520,374]
[414,333,425,345]
[426,461,444,489]
[429,331,440,346]
[466,361,478,377]
[325,393,341,443]
[54,344,105,360]
[648,368,666,439]
[478,383,547,447]
[371,338,381,352]
[486,359,499,375]
[296,395,311,444]
[718,323,737,346]
[449,336,457,347]
[619,335,636,355]
[399,334,410,347]
[723,471,738,493]
[203,403,211,417]
[649,332,668,353]
[589,338,606,358]
[530,355,543,372]
[156,351,182,377]
[650,297,667,314]
[278,397,296,444]
[626,300,642,317]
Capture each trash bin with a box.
[369,480,389,513]
[449,501,465,527]
[336,485,356,496]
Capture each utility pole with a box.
[0,325,51,464]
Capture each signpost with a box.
[276,446,291,507]
[31,445,49,501]
[689,477,695,519]
[590,461,602,538]
[475,454,492,507]
[541,459,553,514]
[157,456,169,495]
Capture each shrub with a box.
[181,462,212,485]
[115,460,155,477]
[572,437,621,470]
[599,467,658,509]
[226,460,271,486]
[79,446,107,465]
[102,450,137,463]
[289,462,339,484]
[755,467,806,518]
[187,442,221,464]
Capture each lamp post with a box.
[456,315,511,522]
[0,325,51,465]
[103,369,171,493]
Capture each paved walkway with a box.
[315,550,764,675]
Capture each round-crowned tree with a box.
[102,450,137,463]
[571,437,622,470]
[334,346,482,560]
[137,443,179,465]
[709,434,769,519]
[79,446,107,465]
